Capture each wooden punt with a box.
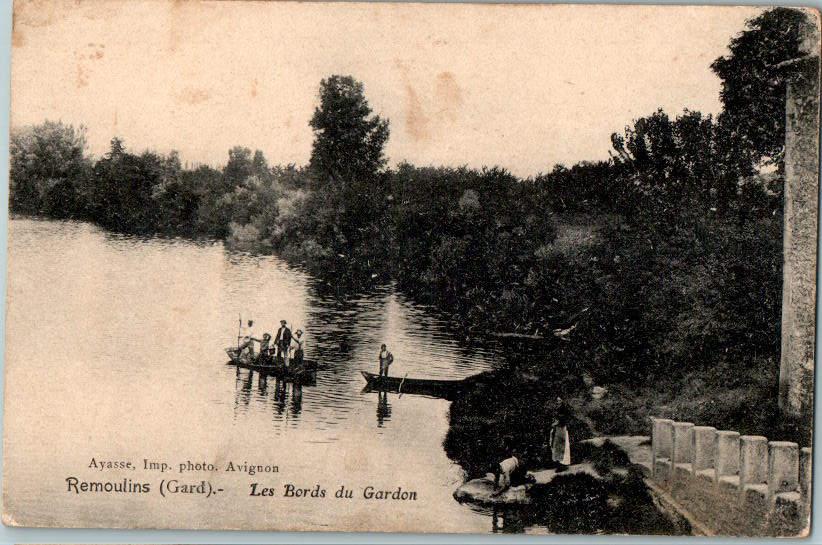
[360,371,465,400]
[226,348,317,378]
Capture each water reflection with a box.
[292,382,303,416]
[376,390,392,427]
[492,507,523,533]
[231,367,314,421]
[6,218,497,533]
[273,377,287,415]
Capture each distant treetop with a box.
[309,75,390,183]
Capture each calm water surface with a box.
[4,218,512,533]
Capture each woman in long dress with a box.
[550,397,572,469]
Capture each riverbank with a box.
[453,437,684,535]
[444,352,810,483]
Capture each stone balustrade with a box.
[649,417,811,536]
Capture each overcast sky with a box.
[11,1,763,177]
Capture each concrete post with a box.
[716,431,740,488]
[693,426,717,477]
[672,422,695,468]
[740,435,769,517]
[799,447,812,518]
[768,441,799,498]
[652,418,673,458]
[740,436,769,489]
[652,418,674,481]
[769,442,804,536]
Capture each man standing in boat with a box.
[379,344,393,377]
[234,319,256,361]
[251,332,272,363]
[292,329,304,365]
[274,320,292,366]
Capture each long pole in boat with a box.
[237,312,242,351]
[398,373,408,398]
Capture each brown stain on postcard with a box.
[435,71,463,122]
[176,87,210,106]
[405,84,429,143]
[403,70,464,142]
[73,43,105,88]
[13,0,60,28]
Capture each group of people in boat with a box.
[231,319,305,366]
[493,397,572,492]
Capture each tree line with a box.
[9,9,811,436]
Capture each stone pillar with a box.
[799,447,812,518]
[716,431,740,487]
[740,436,769,490]
[672,422,695,467]
[779,10,819,420]
[693,426,717,479]
[769,442,803,536]
[740,435,769,523]
[768,441,799,498]
[652,418,674,481]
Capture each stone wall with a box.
[647,417,811,536]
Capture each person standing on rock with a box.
[550,397,572,471]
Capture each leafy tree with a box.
[251,150,271,182]
[10,120,91,216]
[187,165,233,237]
[609,109,758,216]
[309,75,390,183]
[711,7,811,168]
[108,137,125,157]
[89,139,163,232]
[224,146,253,186]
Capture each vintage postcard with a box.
[3,0,818,536]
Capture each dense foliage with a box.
[10,121,91,217]
[9,8,809,447]
[711,7,811,169]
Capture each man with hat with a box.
[274,320,292,366]
[251,332,272,364]
[293,329,305,365]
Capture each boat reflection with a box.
[231,367,315,421]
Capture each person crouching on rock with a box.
[550,397,572,471]
[494,449,521,491]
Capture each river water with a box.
[3,218,520,533]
